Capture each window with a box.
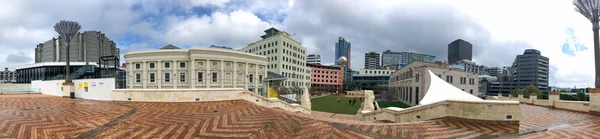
[212,72,218,82]
[450,76,454,83]
[135,73,141,83]
[165,62,170,68]
[415,74,420,82]
[150,63,155,69]
[197,72,203,82]
[259,75,263,82]
[150,73,155,82]
[470,89,473,94]
[180,73,185,82]
[249,74,253,83]
[165,73,170,82]
[446,75,450,82]
[135,64,140,69]
[180,62,185,68]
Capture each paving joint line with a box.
[74,102,139,139]
[518,116,600,136]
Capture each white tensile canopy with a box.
[419,70,482,105]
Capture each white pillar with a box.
[142,61,147,89]
[233,62,237,88]
[206,59,211,88]
[157,61,162,89]
[220,60,224,88]
[190,59,195,89]
[172,60,177,89]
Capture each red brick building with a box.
[307,63,343,93]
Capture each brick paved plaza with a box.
[0,94,597,138]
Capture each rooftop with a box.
[0,94,597,138]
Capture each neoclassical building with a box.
[125,45,268,96]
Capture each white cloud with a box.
[164,10,271,48]
[190,0,231,7]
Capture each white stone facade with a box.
[124,47,268,95]
[240,29,311,88]
[388,60,479,106]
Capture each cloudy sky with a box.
[0,0,595,88]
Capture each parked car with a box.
[477,93,487,99]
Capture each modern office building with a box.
[388,60,479,106]
[335,37,351,67]
[0,68,15,84]
[34,31,119,63]
[448,39,473,64]
[307,63,343,93]
[125,45,268,95]
[364,52,381,69]
[352,74,390,91]
[359,68,395,75]
[17,31,121,83]
[484,67,504,77]
[487,49,550,96]
[453,59,479,74]
[240,28,311,88]
[381,50,435,67]
[307,54,321,64]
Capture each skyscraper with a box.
[448,39,473,64]
[364,52,380,69]
[487,49,550,95]
[335,37,351,67]
[307,54,321,64]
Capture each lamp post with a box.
[54,20,80,98]
[574,0,600,88]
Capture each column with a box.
[172,60,177,89]
[233,61,237,88]
[220,60,224,88]
[190,59,195,89]
[254,65,259,93]
[590,88,600,115]
[206,59,211,88]
[529,93,537,104]
[142,61,147,89]
[128,62,134,88]
[244,64,248,90]
[548,92,560,108]
[518,93,523,102]
[157,61,162,89]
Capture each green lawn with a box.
[311,95,361,114]
[377,101,410,109]
[375,94,381,99]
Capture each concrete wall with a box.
[532,100,548,106]
[0,84,33,92]
[40,78,115,99]
[554,101,590,112]
[112,88,310,113]
[361,99,521,123]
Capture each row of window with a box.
[281,72,309,80]
[135,62,182,69]
[134,72,263,83]
[366,70,392,75]
[313,74,338,79]
[459,77,476,85]
[312,79,339,83]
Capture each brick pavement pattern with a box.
[0,94,130,138]
[0,94,598,139]
[519,104,597,134]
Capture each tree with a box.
[577,92,586,101]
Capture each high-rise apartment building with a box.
[382,50,435,67]
[364,52,380,69]
[335,37,351,67]
[485,67,503,77]
[448,39,473,64]
[240,28,311,88]
[307,54,321,64]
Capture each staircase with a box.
[49,65,94,80]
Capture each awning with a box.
[419,70,482,105]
